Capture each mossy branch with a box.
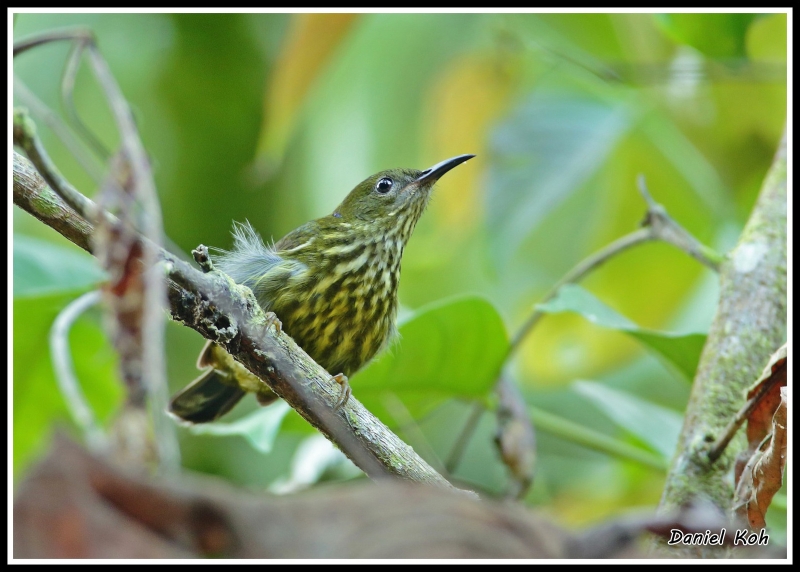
[655,130,787,553]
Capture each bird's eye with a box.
[375,177,393,194]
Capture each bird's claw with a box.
[332,373,351,410]
[266,311,282,334]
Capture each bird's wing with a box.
[273,220,318,251]
[214,221,309,310]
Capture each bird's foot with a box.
[332,373,351,410]
[265,311,282,334]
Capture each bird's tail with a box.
[168,368,245,424]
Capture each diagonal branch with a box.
[13,150,465,494]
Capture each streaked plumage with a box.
[170,155,474,423]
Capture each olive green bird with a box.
[169,154,475,423]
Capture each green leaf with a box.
[353,295,509,423]
[537,284,706,380]
[283,295,508,432]
[640,111,728,214]
[268,435,359,494]
[746,13,787,63]
[188,401,292,453]
[486,91,631,267]
[572,381,683,459]
[13,293,123,477]
[528,405,668,470]
[13,234,106,298]
[654,13,758,59]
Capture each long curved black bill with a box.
[416,154,475,183]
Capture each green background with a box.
[12,12,787,537]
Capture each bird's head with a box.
[332,154,475,239]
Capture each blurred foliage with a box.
[14,234,106,298]
[13,11,786,536]
[538,284,706,380]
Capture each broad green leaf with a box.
[537,284,706,380]
[352,295,508,422]
[573,380,683,459]
[13,234,106,298]
[486,91,631,267]
[188,401,291,453]
[282,295,508,432]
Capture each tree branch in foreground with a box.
[13,150,463,494]
[17,435,782,559]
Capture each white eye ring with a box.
[376,177,393,193]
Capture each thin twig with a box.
[636,175,723,272]
[706,394,768,465]
[49,290,108,454]
[83,35,177,476]
[511,175,721,355]
[509,227,652,354]
[707,350,787,463]
[13,27,93,57]
[444,402,485,474]
[12,102,100,223]
[60,37,111,161]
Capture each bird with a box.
[169,154,475,423]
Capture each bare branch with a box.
[636,175,723,272]
[13,151,466,494]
